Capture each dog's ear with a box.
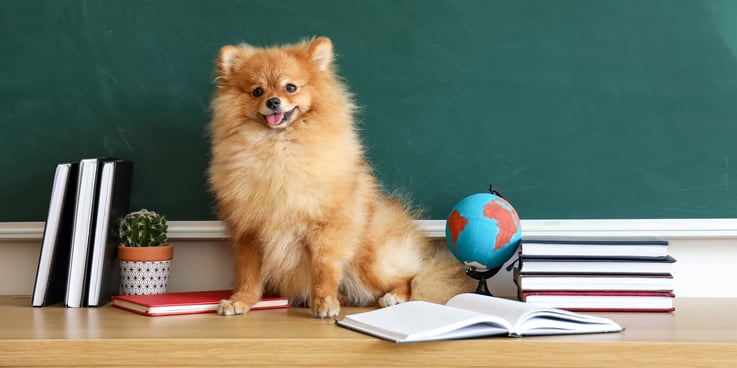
[308,37,334,72]
[216,45,240,78]
[215,43,257,80]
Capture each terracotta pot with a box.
[118,244,174,295]
[118,244,174,262]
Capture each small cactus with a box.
[119,209,168,247]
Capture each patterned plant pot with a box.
[118,244,174,296]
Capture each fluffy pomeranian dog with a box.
[208,37,474,318]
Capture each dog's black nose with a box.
[266,97,281,110]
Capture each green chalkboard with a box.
[2,0,737,221]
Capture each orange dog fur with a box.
[208,37,474,318]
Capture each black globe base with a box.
[465,266,502,297]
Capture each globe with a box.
[445,192,522,273]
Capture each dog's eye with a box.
[285,84,298,93]
[252,87,264,97]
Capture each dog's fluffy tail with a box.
[410,240,477,304]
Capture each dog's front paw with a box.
[217,299,250,316]
[378,293,400,307]
[310,295,340,319]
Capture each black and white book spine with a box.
[32,162,79,307]
[87,160,133,307]
[65,158,107,308]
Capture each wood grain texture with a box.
[2,296,737,367]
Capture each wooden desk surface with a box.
[2,296,737,367]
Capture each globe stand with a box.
[465,266,501,297]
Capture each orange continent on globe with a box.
[483,198,520,250]
[447,210,468,251]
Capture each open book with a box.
[335,293,623,343]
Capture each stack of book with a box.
[32,158,133,308]
[513,236,676,312]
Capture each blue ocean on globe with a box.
[445,193,522,271]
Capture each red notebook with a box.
[111,290,289,316]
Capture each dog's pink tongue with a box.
[266,113,284,126]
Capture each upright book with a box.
[65,158,108,308]
[111,290,290,316]
[335,293,623,343]
[32,162,79,307]
[86,160,133,307]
